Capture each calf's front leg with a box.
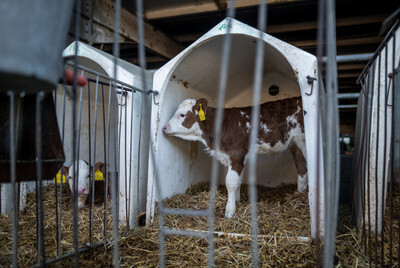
[225,167,243,218]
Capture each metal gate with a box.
[353,20,400,267]
[0,0,346,267]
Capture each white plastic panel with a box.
[147,18,325,238]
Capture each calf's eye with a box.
[180,114,185,118]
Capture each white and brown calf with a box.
[163,97,307,218]
[62,160,108,208]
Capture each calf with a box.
[63,160,109,208]
[163,97,307,218]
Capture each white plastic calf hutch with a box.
[146,18,325,238]
[62,42,153,228]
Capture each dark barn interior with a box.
[72,0,399,136]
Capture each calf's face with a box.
[163,98,207,142]
[67,160,90,208]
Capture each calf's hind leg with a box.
[289,143,308,192]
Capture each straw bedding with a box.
[0,182,397,267]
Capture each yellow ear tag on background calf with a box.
[95,170,104,181]
[199,104,206,121]
[55,171,66,184]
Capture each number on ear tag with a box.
[199,104,206,121]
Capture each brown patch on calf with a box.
[258,97,304,148]
[190,96,305,176]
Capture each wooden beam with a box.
[267,14,388,34]
[290,36,383,48]
[92,0,184,59]
[144,0,300,20]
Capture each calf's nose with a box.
[163,124,169,133]
[78,186,87,195]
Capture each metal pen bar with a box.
[136,96,144,227]
[128,91,135,228]
[247,1,267,266]
[54,84,60,258]
[104,82,112,240]
[161,208,210,217]
[392,30,399,266]
[321,53,373,63]
[100,83,108,239]
[384,38,393,267]
[124,88,129,226]
[33,240,110,268]
[36,91,46,266]
[8,91,18,268]
[366,61,377,265]
[374,53,381,266]
[360,79,369,253]
[357,22,400,84]
[91,76,100,245]
[323,0,340,266]
[88,76,94,248]
[71,4,81,261]
[133,1,167,266]
[111,0,122,255]
[207,3,236,267]
[134,0,148,231]
[163,228,209,239]
[128,92,135,227]
[65,62,152,95]
[315,0,326,261]
[57,82,68,258]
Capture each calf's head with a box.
[163,98,208,142]
[65,160,90,208]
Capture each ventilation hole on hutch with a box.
[268,85,279,96]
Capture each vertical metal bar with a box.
[135,97,144,225]
[246,1,267,266]
[381,43,388,267]
[87,78,94,247]
[104,82,112,240]
[133,0,156,263]
[111,2,123,264]
[72,43,80,268]
[361,80,368,254]
[367,61,377,265]
[102,83,109,239]
[385,37,393,268]
[58,80,68,257]
[315,0,325,263]
[54,85,60,257]
[323,0,340,266]
[122,87,129,226]
[128,90,135,227]
[8,90,18,268]
[207,2,236,267]
[36,91,46,266]
[374,54,381,266]
[91,76,100,245]
[392,29,399,265]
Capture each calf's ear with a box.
[195,98,208,111]
[62,166,69,176]
[95,162,106,174]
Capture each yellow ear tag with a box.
[199,104,206,121]
[55,170,66,184]
[95,170,104,181]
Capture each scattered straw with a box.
[0,182,397,267]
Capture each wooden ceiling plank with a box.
[145,0,301,20]
[267,14,388,34]
[93,0,184,59]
